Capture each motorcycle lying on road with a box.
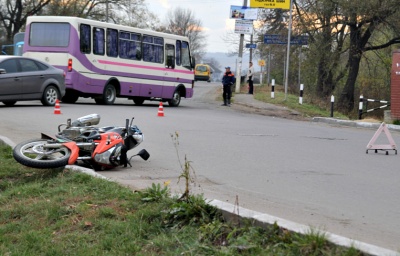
[13,114,150,171]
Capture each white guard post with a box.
[366,122,397,155]
[271,79,275,99]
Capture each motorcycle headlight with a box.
[132,134,143,144]
[94,150,112,164]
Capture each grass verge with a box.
[243,84,350,119]
[0,144,363,255]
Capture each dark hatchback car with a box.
[0,56,65,106]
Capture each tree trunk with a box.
[339,52,361,113]
[339,21,362,114]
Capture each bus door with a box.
[91,27,106,87]
[163,43,176,98]
[80,24,105,89]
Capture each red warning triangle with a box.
[366,122,397,155]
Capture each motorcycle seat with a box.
[79,130,101,141]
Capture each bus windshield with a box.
[29,22,70,47]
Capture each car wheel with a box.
[168,90,181,107]
[2,101,17,106]
[41,85,60,106]
[95,84,116,105]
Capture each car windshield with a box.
[196,66,207,72]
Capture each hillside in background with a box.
[203,52,261,73]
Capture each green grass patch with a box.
[0,144,362,255]
[252,85,349,119]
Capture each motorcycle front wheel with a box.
[13,139,71,169]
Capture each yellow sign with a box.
[250,0,291,10]
[258,60,265,66]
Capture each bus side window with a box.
[143,35,164,63]
[80,24,91,54]
[107,28,118,57]
[93,27,105,56]
[166,44,175,69]
[131,33,141,60]
[176,40,181,66]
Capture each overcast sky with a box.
[146,0,247,53]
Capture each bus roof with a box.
[26,16,190,42]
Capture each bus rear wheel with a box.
[62,91,79,103]
[95,84,116,105]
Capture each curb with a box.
[312,117,400,131]
[210,200,399,256]
[1,136,399,256]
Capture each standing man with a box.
[221,66,235,107]
[247,62,254,94]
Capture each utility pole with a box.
[267,48,271,86]
[284,0,294,100]
[235,0,247,93]
[249,34,253,63]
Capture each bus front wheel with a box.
[95,84,116,105]
[168,90,181,107]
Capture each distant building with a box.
[391,49,400,119]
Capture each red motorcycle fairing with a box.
[92,132,124,167]
[62,141,80,165]
[41,133,80,165]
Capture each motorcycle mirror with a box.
[137,149,150,161]
[129,117,135,127]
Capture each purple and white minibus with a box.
[23,16,195,106]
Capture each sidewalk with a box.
[233,93,400,131]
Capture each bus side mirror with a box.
[191,57,196,69]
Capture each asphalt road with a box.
[1,82,400,252]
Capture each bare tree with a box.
[114,0,160,29]
[257,0,400,113]
[0,0,50,43]
[0,0,158,47]
[160,7,207,60]
[42,0,139,23]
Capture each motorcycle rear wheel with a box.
[13,139,71,169]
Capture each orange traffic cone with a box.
[157,102,164,117]
[54,99,61,114]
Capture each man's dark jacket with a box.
[222,71,235,86]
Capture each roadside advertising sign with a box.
[234,20,254,35]
[230,5,259,20]
[249,0,291,10]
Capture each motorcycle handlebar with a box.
[125,119,129,134]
